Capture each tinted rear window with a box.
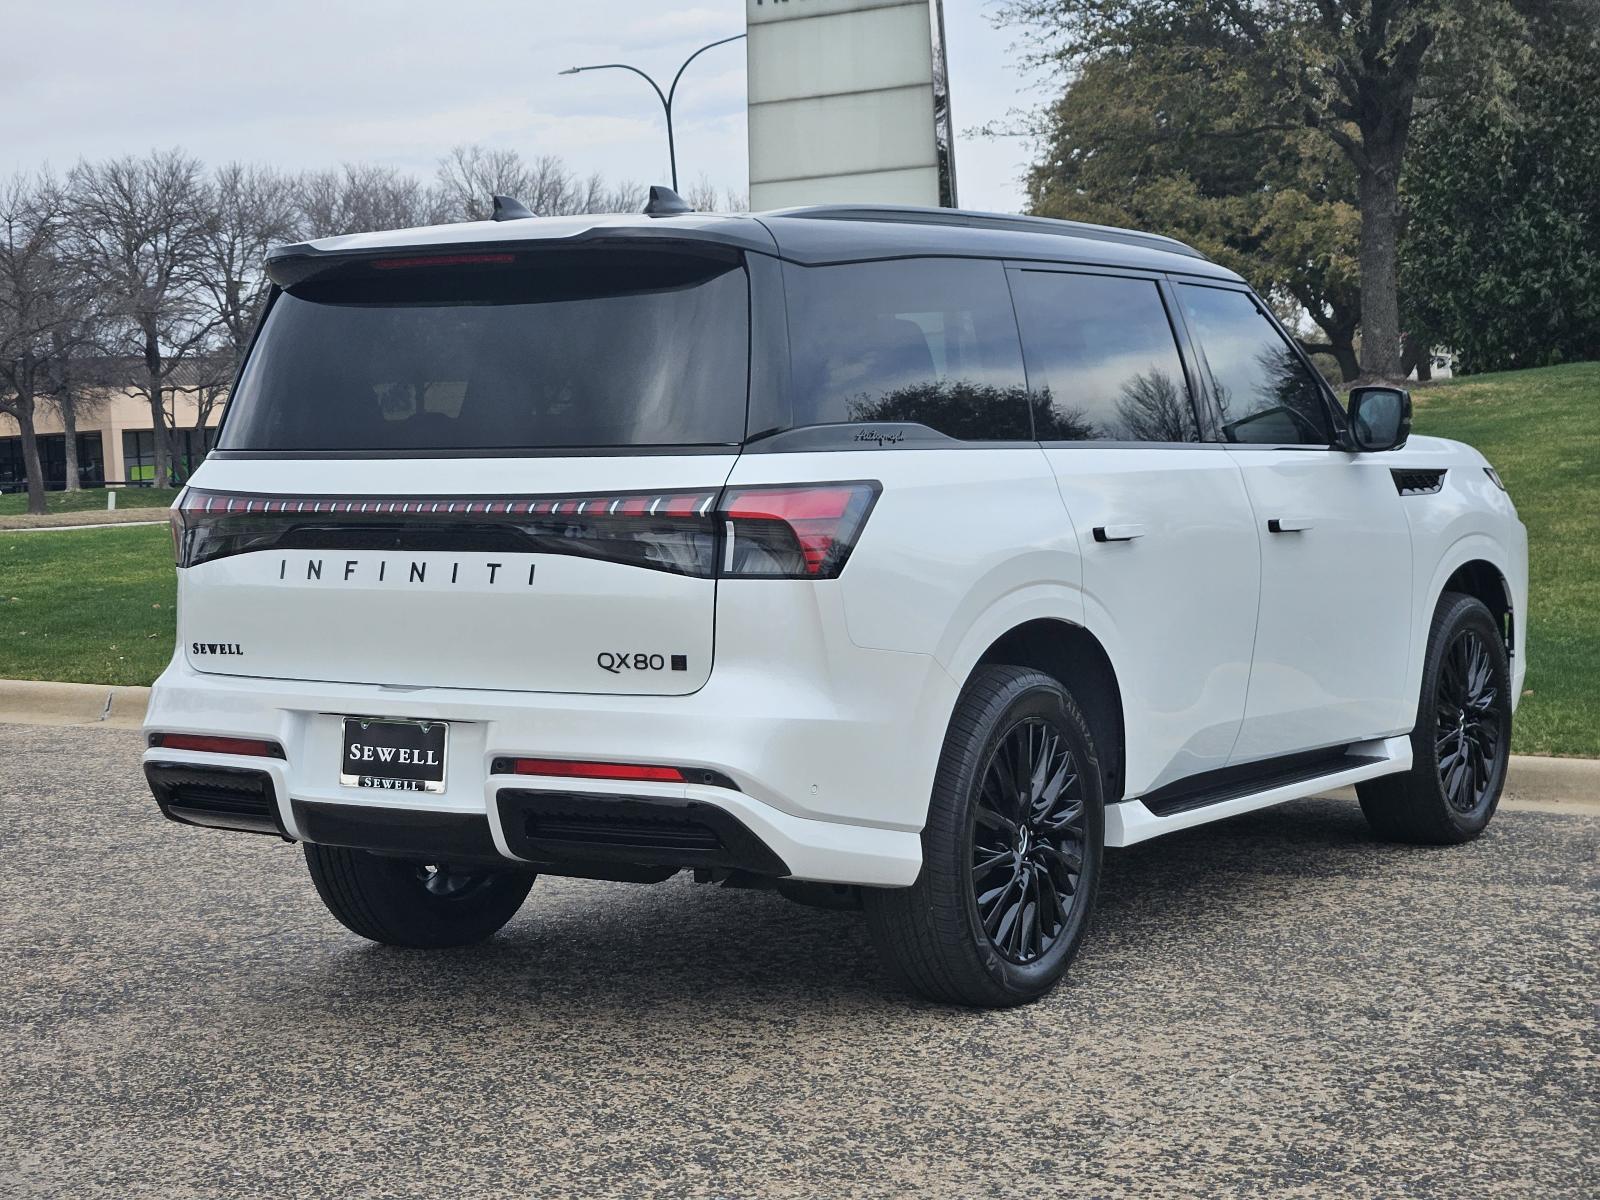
[220,249,748,452]
[1010,270,1198,442]
[781,258,1031,441]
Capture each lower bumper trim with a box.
[146,761,285,837]
[293,801,502,863]
[497,788,792,877]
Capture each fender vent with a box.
[1392,468,1446,496]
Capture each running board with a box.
[1105,736,1412,848]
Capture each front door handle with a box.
[1267,517,1315,533]
[1093,524,1147,543]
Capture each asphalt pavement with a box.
[2,722,1595,1198]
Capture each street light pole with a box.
[559,33,745,193]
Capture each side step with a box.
[1105,736,1411,848]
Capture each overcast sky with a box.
[2,1,1047,212]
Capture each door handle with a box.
[1093,524,1147,543]
[1267,517,1315,533]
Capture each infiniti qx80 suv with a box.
[144,199,1526,1006]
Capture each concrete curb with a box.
[6,519,165,533]
[0,679,152,729]
[0,677,1594,807]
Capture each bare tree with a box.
[683,175,721,213]
[598,179,649,214]
[436,145,542,221]
[0,172,83,515]
[44,325,111,492]
[67,150,215,486]
[436,146,653,218]
[295,163,450,237]
[199,164,299,371]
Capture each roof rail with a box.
[770,204,1210,261]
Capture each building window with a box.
[122,430,157,484]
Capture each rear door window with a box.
[781,258,1031,441]
[1009,270,1199,442]
[1175,284,1335,445]
[220,248,749,452]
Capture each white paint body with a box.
[144,213,1529,887]
[146,432,1526,883]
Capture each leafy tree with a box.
[1001,0,1520,379]
[1021,49,1363,379]
[1401,7,1600,371]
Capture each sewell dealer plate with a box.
[340,717,448,793]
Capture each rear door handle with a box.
[1267,517,1315,533]
[1092,524,1147,543]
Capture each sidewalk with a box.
[0,508,168,531]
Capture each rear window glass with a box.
[220,249,749,452]
[781,258,1031,441]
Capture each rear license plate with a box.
[340,717,448,793]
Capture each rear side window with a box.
[781,258,1030,441]
[1010,270,1198,442]
[220,249,749,452]
[1176,284,1334,445]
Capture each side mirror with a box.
[1347,385,1412,452]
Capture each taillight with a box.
[720,482,879,578]
[148,732,285,758]
[171,481,880,579]
[172,488,720,574]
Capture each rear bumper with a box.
[141,652,954,886]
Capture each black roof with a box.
[267,204,1240,286]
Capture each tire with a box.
[303,845,535,948]
[1357,592,1512,844]
[863,665,1105,1007]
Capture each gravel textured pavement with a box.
[2,722,1595,1198]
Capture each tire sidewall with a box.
[1417,597,1513,836]
[942,676,1105,1001]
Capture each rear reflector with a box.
[148,732,285,759]
[500,758,686,783]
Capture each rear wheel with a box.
[864,666,1104,1007]
[1358,592,1512,844]
[303,844,535,948]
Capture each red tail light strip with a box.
[181,489,719,518]
[175,481,879,579]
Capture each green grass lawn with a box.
[0,525,176,686]
[0,363,1594,754]
[1412,361,1599,757]
[0,487,178,517]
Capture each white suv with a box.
[144,199,1527,1007]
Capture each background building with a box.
[0,360,225,492]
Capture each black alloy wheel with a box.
[971,718,1088,964]
[863,665,1104,1007]
[1358,592,1512,845]
[1435,628,1505,813]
